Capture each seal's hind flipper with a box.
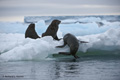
[59,52,71,55]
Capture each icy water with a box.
[0,53,120,80]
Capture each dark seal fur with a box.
[56,33,88,58]
[25,23,40,39]
[42,20,61,40]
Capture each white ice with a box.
[0,19,120,61]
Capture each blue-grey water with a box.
[0,55,120,80]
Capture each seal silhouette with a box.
[56,33,88,58]
[42,20,61,40]
[25,23,40,39]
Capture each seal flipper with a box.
[54,36,61,41]
[59,52,71,55]
[78,40,88,43]
[56,42,67,48]
[80,41,88,43]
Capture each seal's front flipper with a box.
[59,52,71,55]
[56,42,67,48]
[56,45,66,48]
[54,36,61,41]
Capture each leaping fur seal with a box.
[56,33,88,58]
[25,23,40,39]
[42,20,61,40]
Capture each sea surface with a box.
[0,52,120,80]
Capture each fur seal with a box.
[42,20,61,40]
[56,33,88,58]
[25,23,40,39]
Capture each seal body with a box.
[25,23,40,39]
[42,20,61,40]
[56,33,79,58]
